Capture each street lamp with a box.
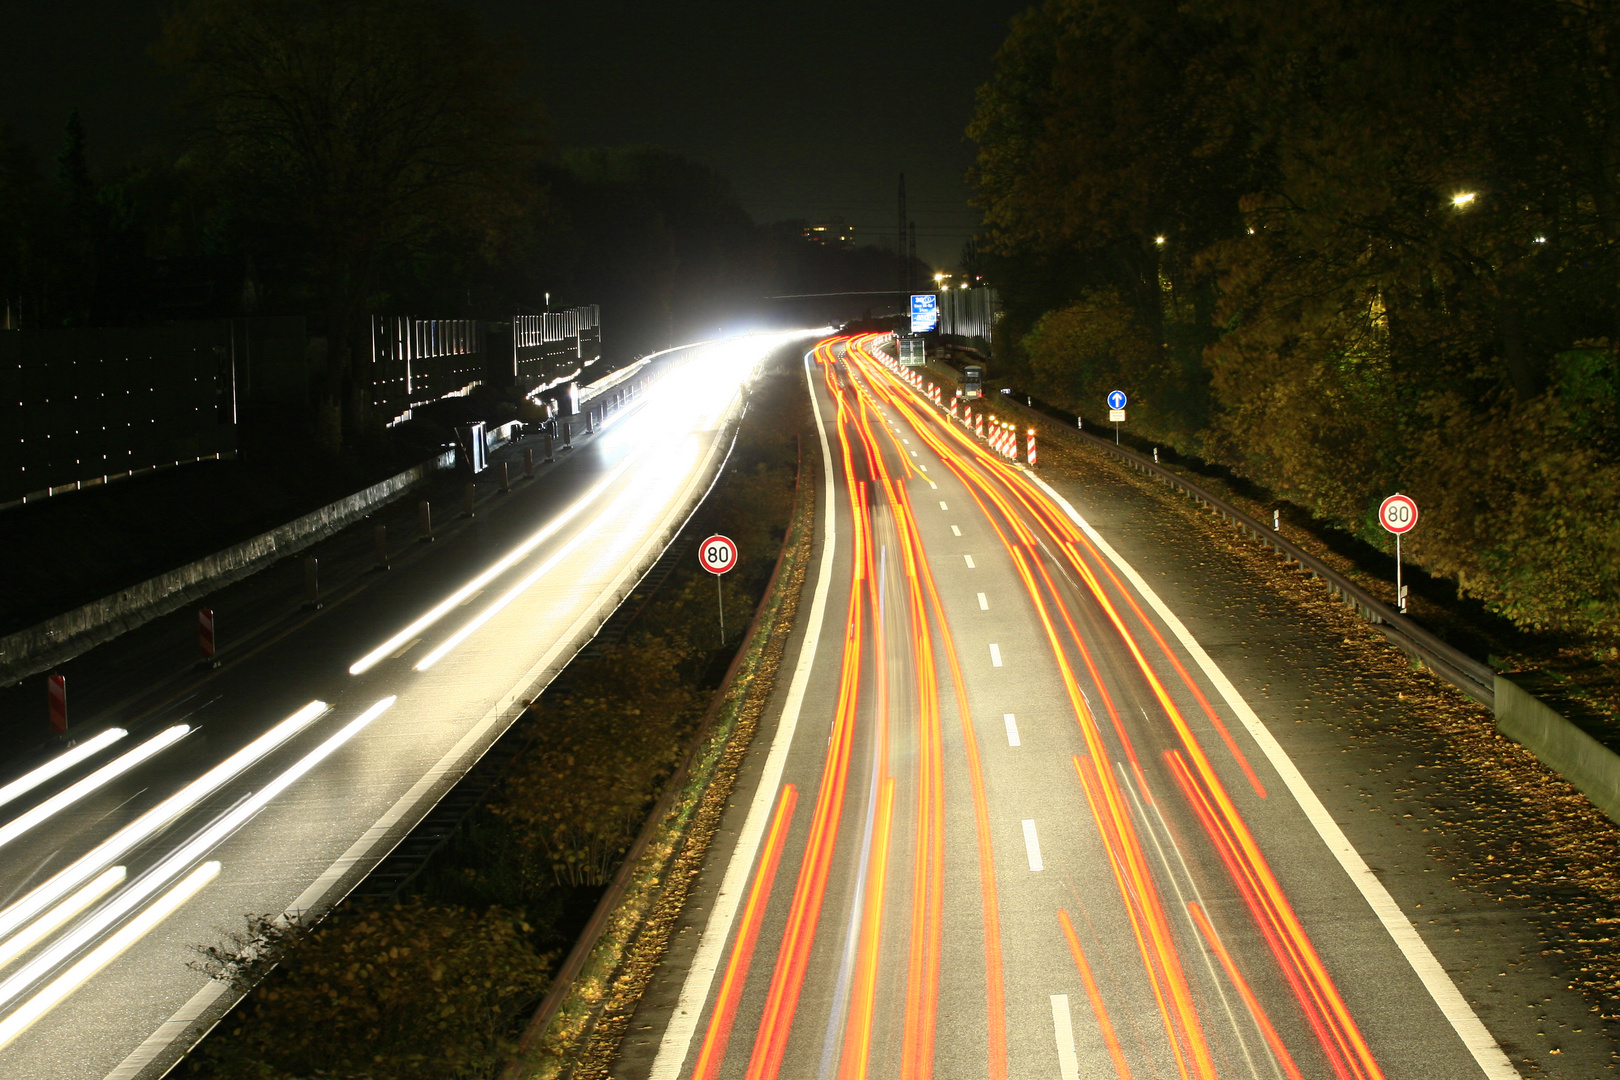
[1451,192,1477,208]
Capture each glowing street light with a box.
[1154,235,1166,246]
[1451,191,1477,208]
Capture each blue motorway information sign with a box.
[911,294,939,334]
[1107,390,1128,410]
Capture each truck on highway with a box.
[962,363,983,400]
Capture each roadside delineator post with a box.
[374,525,389,570]
[1027,428,1037,467]
[563,419,572,447]
[419,500,433,542]
[587,410,596,434]
[498,461,510,493]
[463,482,476,518]
[199,608,217,663]
[524,447,535,477]
[303,558,321,609]
[545,428,555,462]
[48,675,66,736]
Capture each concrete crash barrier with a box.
[0,450,454,686]
[1496,675,1620,825]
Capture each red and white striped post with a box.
[199,608,216,660]
[976,412,985,439]
[48,674,66,736]
[1026,428,1037,466]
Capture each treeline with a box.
[0,0,911,440]
[970,0,1620,637]
[181,352,806,1079]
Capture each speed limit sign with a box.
[700,535,737,575]
[1378,494,1419,535]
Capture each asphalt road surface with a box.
[0,332,815,1080]
[614,335,1527,1080]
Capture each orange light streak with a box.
[691,783,800,1080]
[837,776,895,1080]
[1058,908,1136,1080]
[1186,900,1307,1080]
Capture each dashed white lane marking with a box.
[390,637,422,659]
[951,525,962,536]
[1004,713,1021,746]
[910,450,918,457]
[964,554,975,568]
[977,592,988,610]
[989,643,1003,667]
[918,464,927,472]
[1023,819,1044,871]
[939,501,949,510]
[1051,995,1080,1080]
[1025,471,1519,1080]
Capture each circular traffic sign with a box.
[1107,390,1128,410]
[700,535,737,575]
[1378,494,1419,535]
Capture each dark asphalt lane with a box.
[0,334,814,1080]
[614,336,1530,1080]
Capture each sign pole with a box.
[699,534,738,647]
[1378,492,1419,615]
[1396,533,1404,614]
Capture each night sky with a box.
[5,0,1028,267]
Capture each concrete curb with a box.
[0,451,454,687]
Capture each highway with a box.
[0,332,814,1080]
[616,334,1522,1080]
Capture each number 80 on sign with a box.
[1378,494,1419,535]
[700,535,737,575]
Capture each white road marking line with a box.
[643,351,841,1080]
[910,450,918,457]
[1050,995,1081,1080]
[964,554,975,568]
[1023,819,1044,871]
[458,589,484,606]
[977,592,988,610]
[390,637,422,659]
[989,643,1003,667]
[1004,713,1021,746]
[939,501,949,510]
[951,525,962,536]
[918,464,927,472]
[1025,471,1519,1080]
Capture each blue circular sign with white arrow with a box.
[1107,390,1128,410]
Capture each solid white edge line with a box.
[103,358,765,1080]
[1024,470,1518,1080]
[1050,994,1081,1080]
[645,350,839,1080]
[1022,819,1044,871]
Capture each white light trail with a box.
[0,862,220,1052]
[348,457,642,675]
[0,726,189,852]
[413,452,689,672]
[0,867,125,974]
[0,697,392,1015]
[0,729,126,813]
[0,700,327,947]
